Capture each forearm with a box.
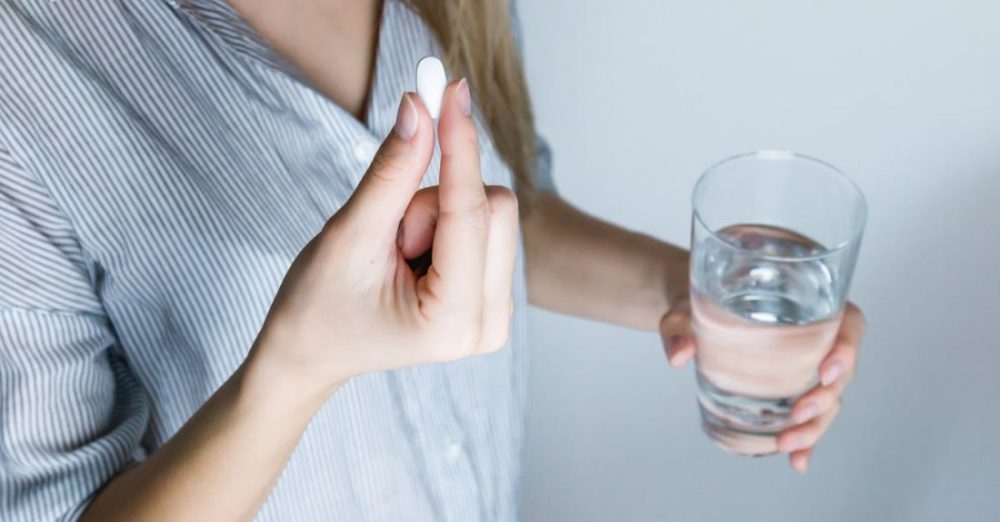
[523,192,689,331]
[82,343,336,522]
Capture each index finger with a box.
[820,302,866,385]
[426,79,488,313]
[838,302,867,345]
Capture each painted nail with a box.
[394,93,418,140]
[793,402,821,424]
[456,78,472,116]
[821,361,844,386]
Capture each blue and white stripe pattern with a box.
[0,1,551,519]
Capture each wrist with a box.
[643,237,690,322]
[242,328,348,412]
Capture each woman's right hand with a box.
[249,79,519,397]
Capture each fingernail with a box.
[779,435,806,453]
[667,334,683,350]
[394,93,418,140]
[821,361,843,386]
[794,457,809,475]
[793,402,821,424]
[456,78,472,116]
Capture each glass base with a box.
[700,406,779,456]
[697,373,799,456]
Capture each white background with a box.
[518,1,1000,520]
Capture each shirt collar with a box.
[165,0,432,145]
[169,0,307,82]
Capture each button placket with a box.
[353,138,378,165]
[443,436,463,461]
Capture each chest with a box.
[3,9,529,510]
[227,0,382,120]
[1,0,515,361]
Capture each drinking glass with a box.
[690,150,867,456]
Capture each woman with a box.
[0,1,865,520]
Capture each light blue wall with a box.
[519,1,1000,520]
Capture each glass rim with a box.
[692,150,868,263]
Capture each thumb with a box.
[659,298,695,368]
[341,93,434,234]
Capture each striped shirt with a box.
[0,1,552,520]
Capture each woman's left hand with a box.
[660,301,866,474]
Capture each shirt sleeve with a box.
[0,143,150,521]
[509,0,557,192]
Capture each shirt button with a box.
[445,440,462,461]
[354,139,378,164]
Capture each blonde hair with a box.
[407,0,538,207]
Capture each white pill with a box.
[416,56,447,119]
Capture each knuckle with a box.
[318,218,353,254]
[465,130,480,151]
[486,186,518,216]
[427,347,458,364]
[470,197,491,220]
[320,215,344,239]
[814,393,836,412]
[479,322,511,353]
[846,302,867,331]
[366,152,406,183]
[443,198,490,230]
[834,338,859,365]
[428,343,460,363]
[429,320,482,361]
[844,346,859,366]
[457,324,483,355]
[443,127,479,153]
[659,311,690,334]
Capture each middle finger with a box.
[426,79,488,318]
[778,400,842,453]
[789,379,848,425]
